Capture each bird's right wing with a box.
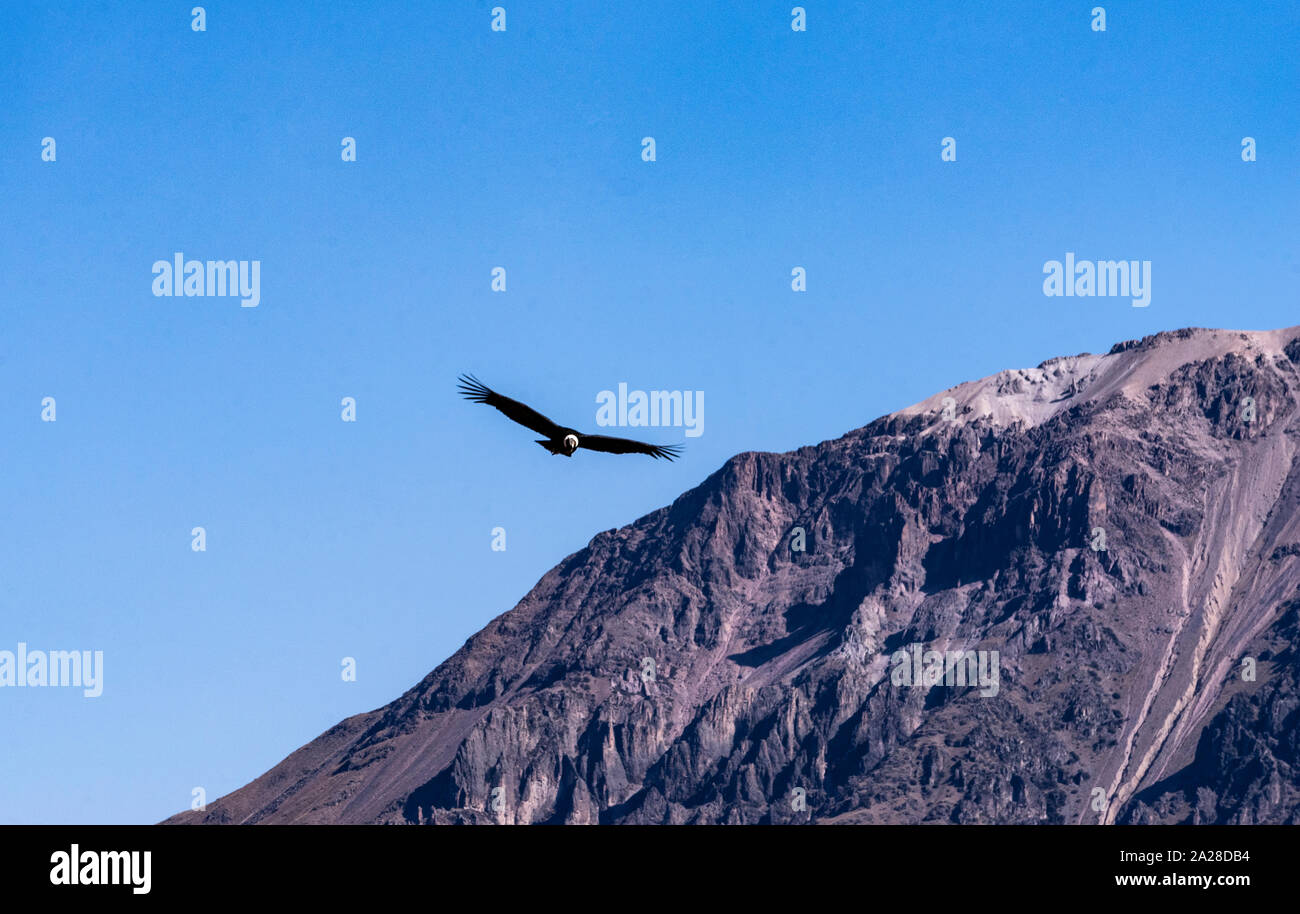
[578,434,684,461]
[458,374,566,438]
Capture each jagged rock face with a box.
[1120,601,1300,825]
[167,327,1300,825]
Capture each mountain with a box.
[166,326,1300,825]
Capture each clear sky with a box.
[1,1,1296,823]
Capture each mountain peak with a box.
[896,325,1300,433]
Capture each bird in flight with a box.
[458,374,683,461]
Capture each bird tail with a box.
[536,439,564,455]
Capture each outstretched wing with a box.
[458,374,565,438]
[578,434,683,461]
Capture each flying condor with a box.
[458,374,683,461]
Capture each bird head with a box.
[563,434,579,453]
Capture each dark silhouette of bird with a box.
[458,374,683,461]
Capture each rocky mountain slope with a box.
[167,326,1300,824]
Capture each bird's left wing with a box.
[578,434,683,461]
[458,374,566,438]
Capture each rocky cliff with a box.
[167,326,1300,824]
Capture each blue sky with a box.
[0,1,1296,823]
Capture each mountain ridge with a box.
[167,325,1300,824]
